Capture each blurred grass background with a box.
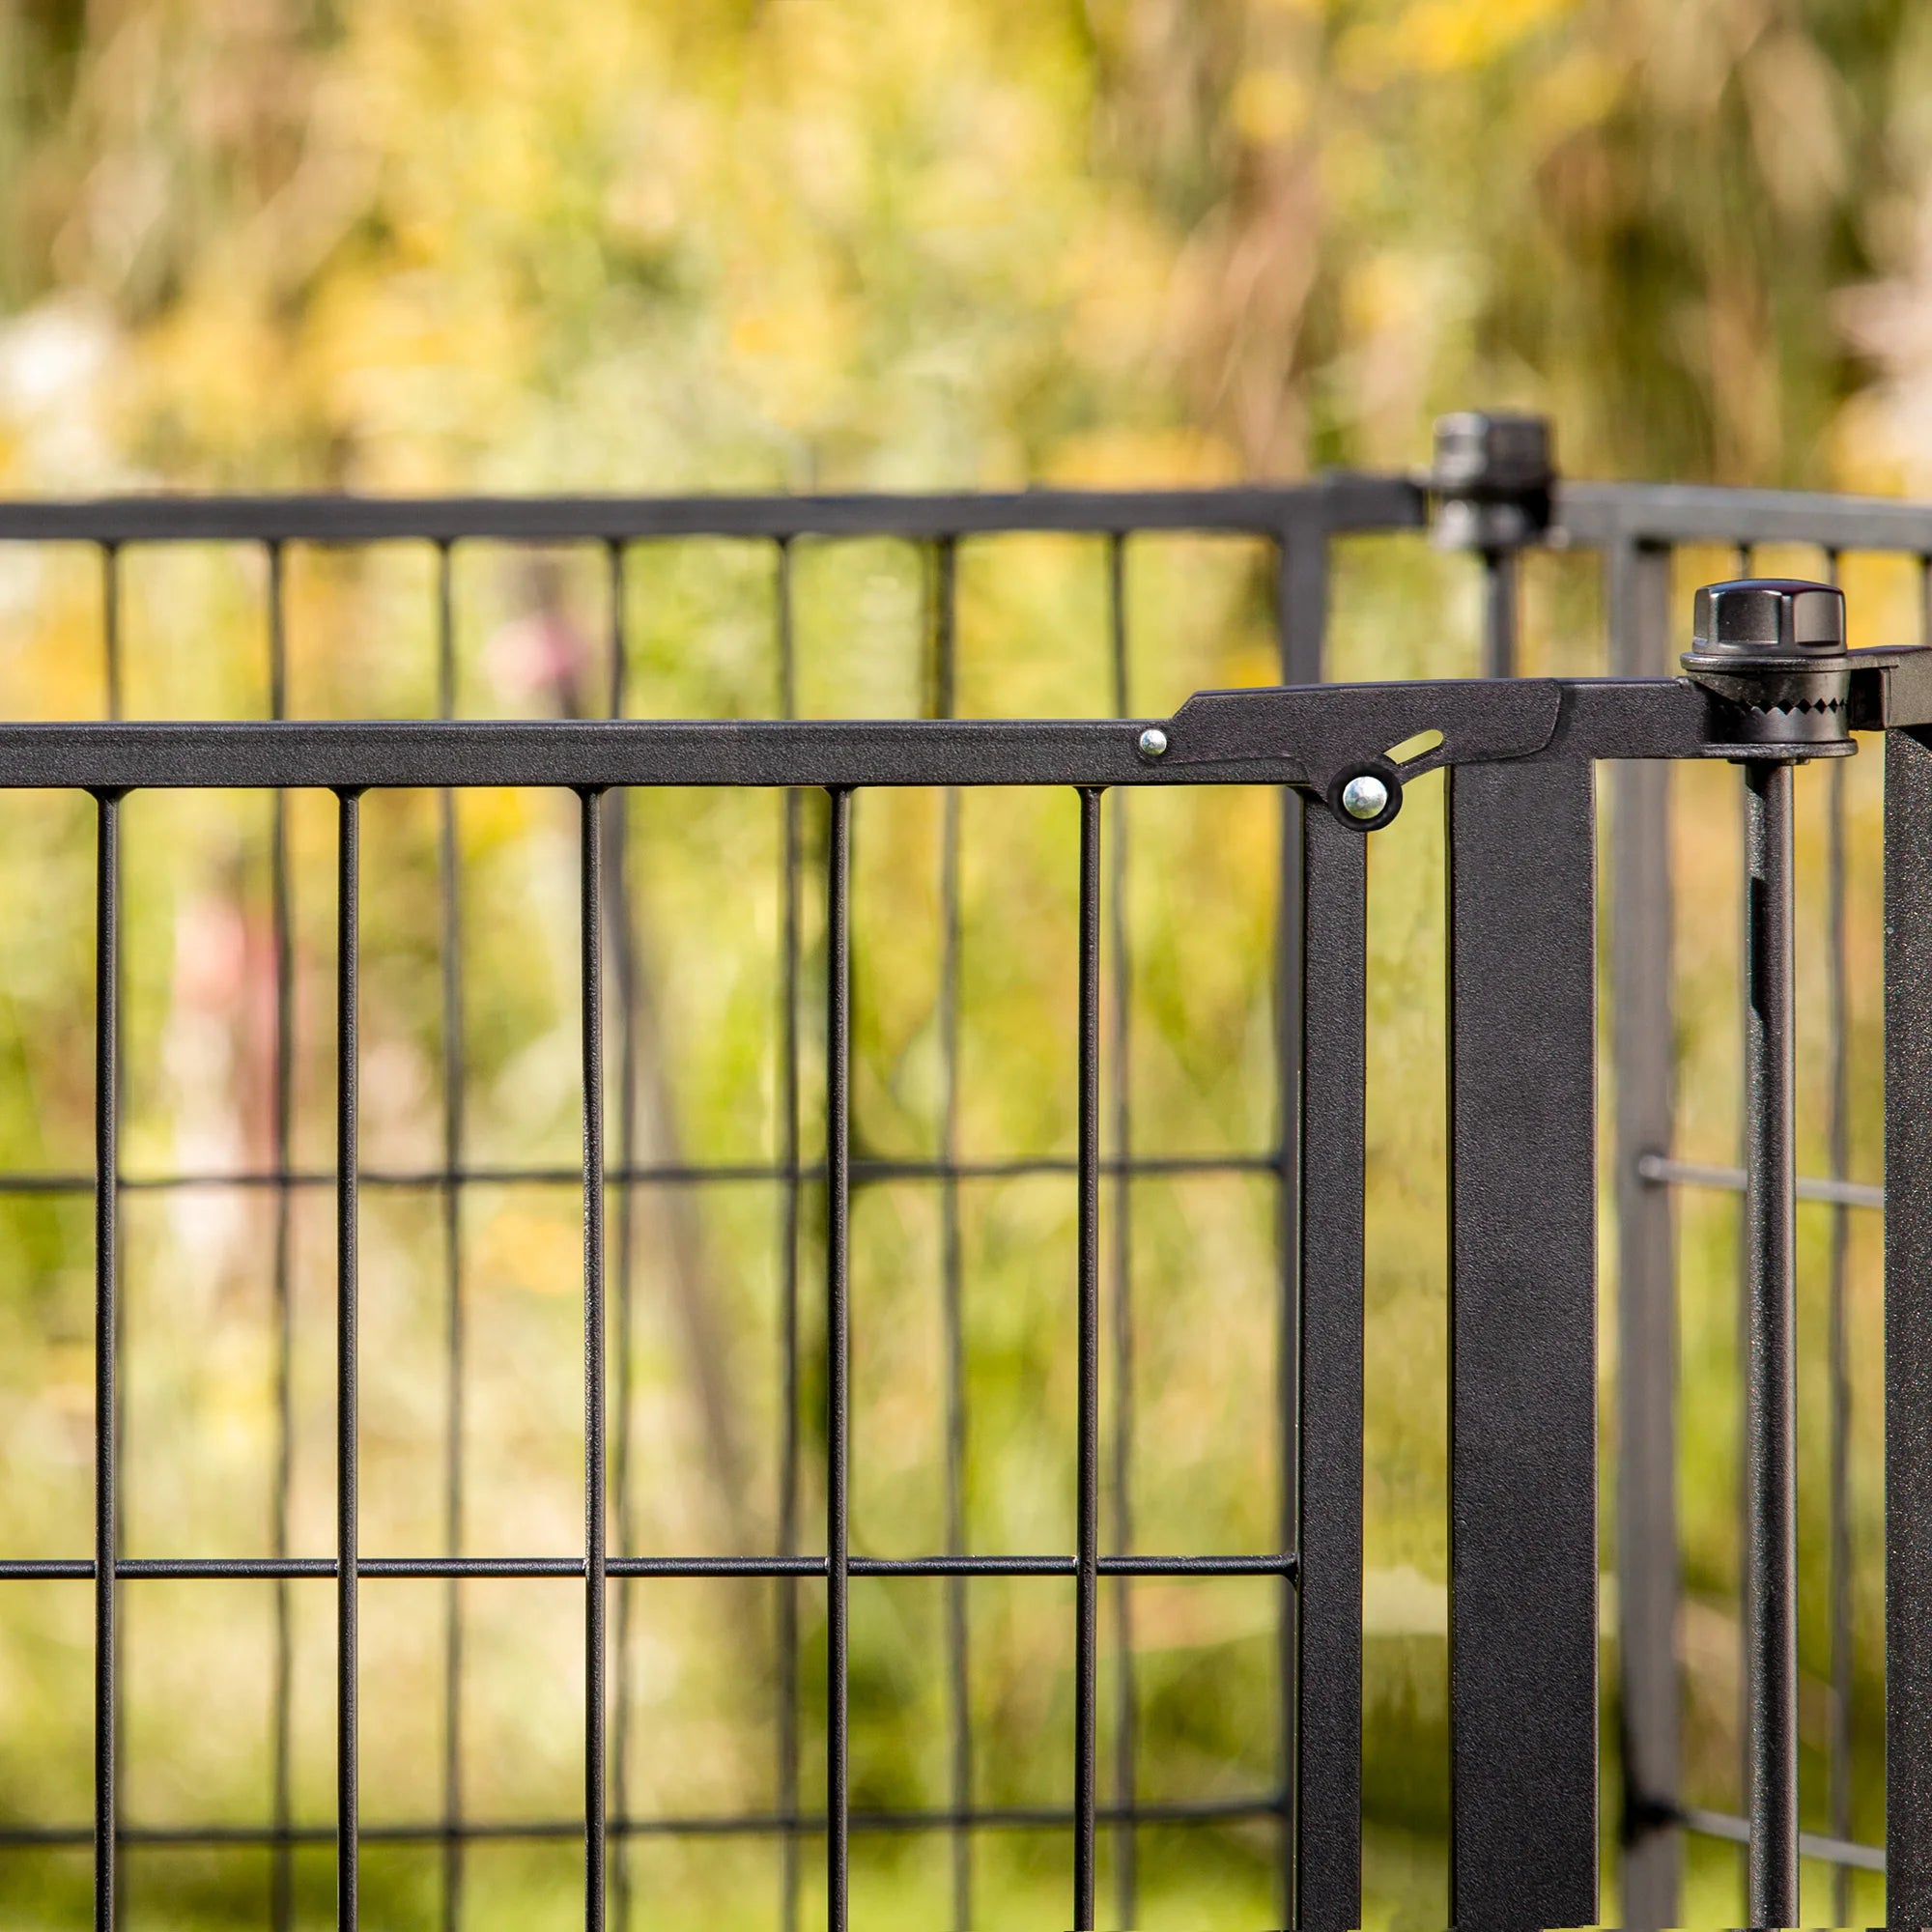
[2,0,1932,1926]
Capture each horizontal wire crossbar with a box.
[1637,1151,1884,1212]
[0,1792,1283,1852]
[0,1554,1294,1582]
[0,1151,1280,1197]
[1677,1802,1884,1874]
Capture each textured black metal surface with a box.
[825,787,854,1932]
[0,677,1743,799]
[335,790,361,1930]
[1074,789,1102,1932]
[1293,809,1365,1931]
[1887,727,1932,1922]
[1446,758,1599,1928]
[1274,521,1327,1928]
[92,795,118,1932]
[1157,677,1560,810]
[580,791,610,1930]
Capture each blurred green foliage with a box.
[0,2,1924,1927]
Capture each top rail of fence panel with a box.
[1557,481,1932,554]
[14,470,1932,558]
[0,475,1424,547]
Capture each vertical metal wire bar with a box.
[931,536,973,1932]
[1274,519,1327,1927]
[336,786,361,1932]
[1481,548,1518,678]
[1824,553,1854,1929]
[99,545,125,1932]
[825,785,853,1932]
[1884,723,1932,1918]
[775,540,803,1932]
[582,788,610,1932]
[1742,758,1799,1927]
[435,540,468,1932]
[1103,534,1137,1932]
[1073,786,1102,1932]
[269,541,297,1932]
[93,790,119,1932]
[1608,538,1682,1931]
[604,541,641,1932]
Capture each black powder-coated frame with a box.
[20,640,1932,1931]
[4,459,1932,1929]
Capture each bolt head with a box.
[1341,773,1389,821]
[1138,726,1168,758]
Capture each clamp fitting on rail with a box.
[1428,412,1555,553]
[1680,577,1853,753]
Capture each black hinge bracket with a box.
[1148,677,1561,830]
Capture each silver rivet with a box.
[1138,726,1168,758]
[1341,773,1389,821]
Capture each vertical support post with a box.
[1073,786,1103,1932]
[1741,759,1799,1924]
[93,789,119,1932]
[581,788,609,1932]
[1886,725,1932,1922]
[1446,757,1599,1929]
[1293,802,1365,1932]
[336,786,361,1932]
[826,785,853,1932]
[1608,538,1681,1930]
[1275,513,1327,1929]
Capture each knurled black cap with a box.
[1690,579,1845,660]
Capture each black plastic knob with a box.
[1690,578,1845,658]
[1682,579,1851,751]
